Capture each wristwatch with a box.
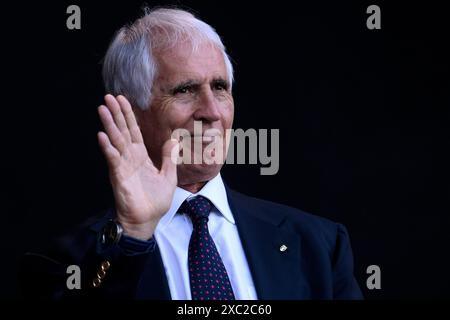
[101,219,124,246]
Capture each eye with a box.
[173,85,192,95]
[212,80,229,92]
[214,84,226,91]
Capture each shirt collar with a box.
[158,173,235,229]
[196,173,235,225]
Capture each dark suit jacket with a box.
[20,187,363,299]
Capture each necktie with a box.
[179,195,235,300]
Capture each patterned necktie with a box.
[179,195,235,300]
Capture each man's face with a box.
[134,42,234,187]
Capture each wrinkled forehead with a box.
[154,41,228,85]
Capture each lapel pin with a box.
[279,244,288,252]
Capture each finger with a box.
[116,95,144,143]
[98,105,126,153]
[161,138,179,185]
[104,94,132,143]
[97,131,121,169]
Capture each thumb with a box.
[161,138,180,184]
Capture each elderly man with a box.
[21,8,362,300]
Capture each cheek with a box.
[138,114,161,148]
[157,102,195,133]
[220,97,234,128]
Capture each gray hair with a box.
[102,7,234,110]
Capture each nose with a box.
[193,88,221,123]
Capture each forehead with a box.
[155,42,227,84]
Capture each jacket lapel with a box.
[226,188,310,299]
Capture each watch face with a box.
[109,224,117,240]
[102,220,118,245]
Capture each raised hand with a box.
[97,94,179,240]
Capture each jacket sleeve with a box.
[19,214,166,299]
[331,223,364,299]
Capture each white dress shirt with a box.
[154,173,258,300]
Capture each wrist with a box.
[118,220,158,241]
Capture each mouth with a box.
[193,136,215,143]
[189,133,222,143]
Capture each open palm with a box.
[97,94,178,240]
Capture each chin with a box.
[177,163,223,187]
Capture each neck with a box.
[179,181,208,193]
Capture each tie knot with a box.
[179,195,212,222]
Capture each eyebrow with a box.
[168,77,230,94]
[211,78,230,88]
[169,80,201,94]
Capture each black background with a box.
[2,0,449,299]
